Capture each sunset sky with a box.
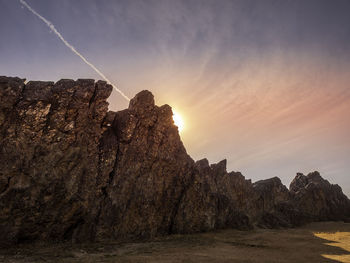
[1,0,350,195]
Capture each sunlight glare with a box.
[173,110,184,132]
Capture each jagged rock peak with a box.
[210,159,227,174]
[0,76,349,247]
[290,171,327,192]
[0,76,25,84]
[129,90,155,112]
[253,177,288,192]
[195,158,210,170]
[289,171,350,221]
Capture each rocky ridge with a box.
[1,76,349,246]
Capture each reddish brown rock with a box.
[253,177,303,228]
[0,76,349,247]
[290,171,350,221]
[173,159,255,232]
[0,77,113,246]
[96,90,195,240]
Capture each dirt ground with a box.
[1,222,349,263]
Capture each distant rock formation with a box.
[1,76,349,246]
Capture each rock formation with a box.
[0,76,349,247]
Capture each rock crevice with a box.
[1,76,349,246]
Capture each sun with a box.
[172,110,184,132]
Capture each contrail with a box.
[19,0,130,102]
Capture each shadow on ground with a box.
[1,222,349,263]
[312,223,350,263]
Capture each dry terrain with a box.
[0,222,349,263]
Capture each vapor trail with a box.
[19,0,130,102]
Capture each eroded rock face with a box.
[97,90,195,240]
[0,76,349,246]
[290,172,350,221]
[173,159,255,232]
[253,177,304,228]
[0,77,113,245]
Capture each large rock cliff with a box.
[1,76,349,246]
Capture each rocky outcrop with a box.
[0,77,112,245]
[173,159,255,232]
[253,177,306,228]
[0,76,349,246]
[290,172,350,222]
[96,90,195,240]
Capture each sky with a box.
[1,0,350,195]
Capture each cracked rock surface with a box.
[1,76,350,247]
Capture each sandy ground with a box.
[1,222,349,263]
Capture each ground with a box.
[1,222,349,263]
